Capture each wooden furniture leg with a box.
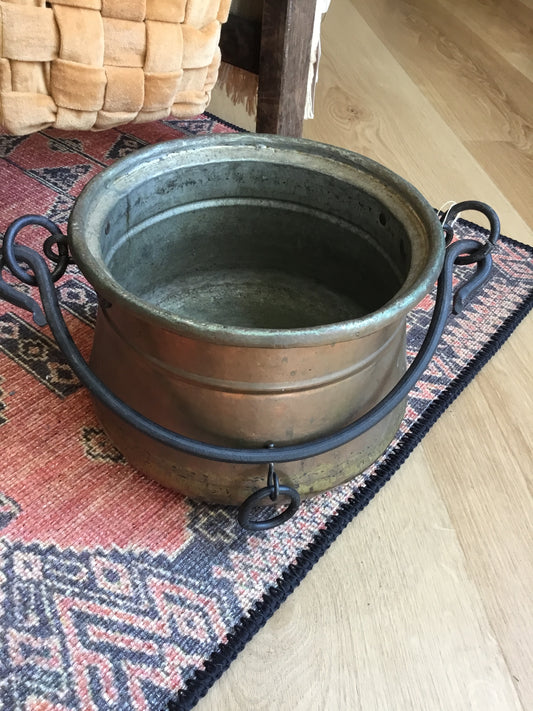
[256,0,317,137]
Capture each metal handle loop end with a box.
[238,461,301,531]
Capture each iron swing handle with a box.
[0,202,500,531]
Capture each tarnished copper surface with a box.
[69,135,444,505]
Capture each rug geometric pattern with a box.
[0,115,532,711]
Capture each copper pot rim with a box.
[68,134,445,347]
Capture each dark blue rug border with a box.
[169,226,533,711]
[204,110,250,134]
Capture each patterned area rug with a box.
[0,115,532,711]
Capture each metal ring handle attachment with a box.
[237,464,301,532]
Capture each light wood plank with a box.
[195,452,523,711]
[439,0,533,82]
[423,311,533,704]
[305,1,532,239]
[352,0,533,228]
[465,140,533,226]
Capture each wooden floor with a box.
[202,0,533,708]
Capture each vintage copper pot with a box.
[67,135,444,505]
[0,135,499,530]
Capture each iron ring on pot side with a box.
[0,136,500,531]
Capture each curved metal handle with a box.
[0,204,499,529]
[0,206,499,467]
[3,214,70,284]
[440,201,500,315]
[441,200,500,265]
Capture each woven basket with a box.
[0,0,231,135]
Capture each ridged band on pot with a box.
[68,135,445,505]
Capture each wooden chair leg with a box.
[256,0,317,137]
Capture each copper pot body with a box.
[68,135,444,505]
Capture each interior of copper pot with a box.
[101,166,412,330]
[69,136,444,340]
[106,198,410,329]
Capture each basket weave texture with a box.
[0,0,231,135]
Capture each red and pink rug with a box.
[0,115,532,710]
